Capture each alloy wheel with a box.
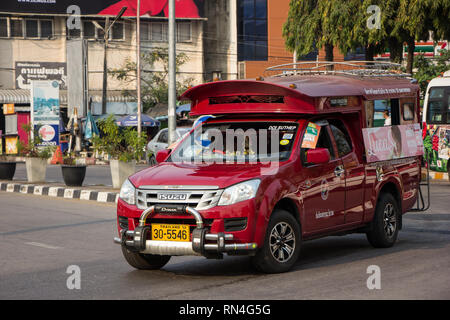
[269,222,296,263]
[383,203,397,238]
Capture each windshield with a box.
[426,87,450,124]
[168,121,299,164]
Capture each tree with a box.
[283,0,324,60]
[395,0,450,74]
[413,50,450,99]
[111,48,194,112]
[283,0,450,73]
[283,0,385,63]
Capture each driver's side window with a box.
[301,123,335,165]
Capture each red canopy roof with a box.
[180,75,419,116]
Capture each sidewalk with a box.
[0,163,149,204]
[0,180,120,203]
[421,168,449,182]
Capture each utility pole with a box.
[137,0,142,137]
[101,17,109,115]
[95,7,127,115]
[168,0,176,144]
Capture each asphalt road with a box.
[0,184,449,300]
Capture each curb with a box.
[0,182,119,204]
[421,170,449,182]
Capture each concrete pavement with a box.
[0,184,449,299]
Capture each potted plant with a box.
[61,152,87,186]
[17,123,55,183]
[93,115,147,188]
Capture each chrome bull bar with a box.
[114,205,257,257]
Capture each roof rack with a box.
[265,61,412,78]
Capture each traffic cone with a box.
[51,146,63,164]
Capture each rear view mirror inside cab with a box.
[306,148,330,165]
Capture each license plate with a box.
[151,224,190,242]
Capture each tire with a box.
[121,246,171,270]
[366,193,400,248]
[251,209,301,273]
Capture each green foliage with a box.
[110,47,193,113]
[63,152,76,165]
[17,123,55,159]
[92,114,147,162]
[413,50,450,98]
[283,0,450,71]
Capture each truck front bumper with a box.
[114,205,258,258]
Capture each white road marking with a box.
[24,242,62,250]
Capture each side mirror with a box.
[156,149,171,163]
[306,148,330,165]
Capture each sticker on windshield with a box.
[269,125,297,131]
[301,122,321,149]
[280,139,290,146]
[282,133,293,139]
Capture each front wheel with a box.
[366,193,400,248]
[121,246,171,270]
[251,209,301,273]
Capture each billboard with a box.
[5,136,18,155]
[31,80,60,146]
[0,0,204,18]
[362,124,424,162]
[15,62,67,90]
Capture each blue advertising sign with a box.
[31,80,60,146]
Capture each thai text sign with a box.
[363,124,424,162]
[15,62,67,90]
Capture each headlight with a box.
[218,179,261,206]
[119,179,136,205]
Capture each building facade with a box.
[0,13,205,115]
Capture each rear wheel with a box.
[366,193,400,248]
[121,246,171,270]
[251,209,301,273]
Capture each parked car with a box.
[146,127,190,165]
[115,62,424,273]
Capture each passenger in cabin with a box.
[383,110,392,126]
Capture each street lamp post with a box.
[168,0,176,145]
[137,0,142,137]
[94,7,127,115]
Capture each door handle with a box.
[334,165,345,177]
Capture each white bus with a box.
[422,71,450,177]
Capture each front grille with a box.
[136,186,223,210]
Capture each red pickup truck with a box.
[114,65,423,273]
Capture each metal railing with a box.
[264,61,412,79]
